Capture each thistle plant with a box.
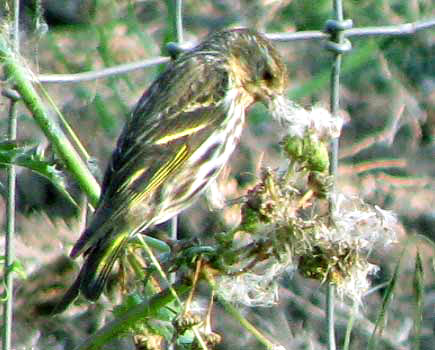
[214,100,396,306]
[109,100,397,350]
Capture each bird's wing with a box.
[71,54,230,257]
[101,52,229,193]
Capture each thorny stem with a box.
[0,34,101,207]
[73,283,191,350]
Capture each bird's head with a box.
[203,29,287,107]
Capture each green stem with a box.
[74,283,191,350]
[0,34,101,207]
[326,284,336,350]
[343,300,358,350]
[137,235,182,305]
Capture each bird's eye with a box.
[262,69,273,83]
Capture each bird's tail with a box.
[53,229,130,313]
[80,230,129,300]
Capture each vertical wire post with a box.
[2,2,20,350]
[175,0,184,44]
[329,0,343,181]
[12,0,20,51]
[170,0,184,247]
[2,97,18,350]
[325,0,352,349]
[168,4,183,350]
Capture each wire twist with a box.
[324,19,353,54]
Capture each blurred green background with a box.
[1,0,434,349]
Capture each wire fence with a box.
[2,1,435,350]
[35,18,435,84]
[3,2,20,350]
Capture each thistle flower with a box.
[214,104,396,305]
[271,97,343,140]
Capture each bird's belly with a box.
[151,106,246,225]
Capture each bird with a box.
[55,28,287,312]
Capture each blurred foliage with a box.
[0,0,434,349]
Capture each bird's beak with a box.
[268,94,290,124]
[264,93,282,109]
[253,88,276,107]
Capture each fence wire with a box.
[35,18,435,84]
[2,1,19,350]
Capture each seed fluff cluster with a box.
[215,100,396,306]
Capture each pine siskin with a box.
[56,28,287,311]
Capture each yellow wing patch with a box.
[94,231,129,276]
[154,123,208,145]
[130,144,189,207]
[119,168,146,191]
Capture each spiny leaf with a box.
[112,292,177,340]
[0,141,77,207]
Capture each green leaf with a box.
[112,292,177,339]
[146,318,174,341]
[368,250,403,350]
[0,258,27,302]
[0,141,77,207]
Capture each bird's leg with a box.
[183,256,203,315]
[172,257,204,345]
[193,284,222,348]
[204,289,214,334]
